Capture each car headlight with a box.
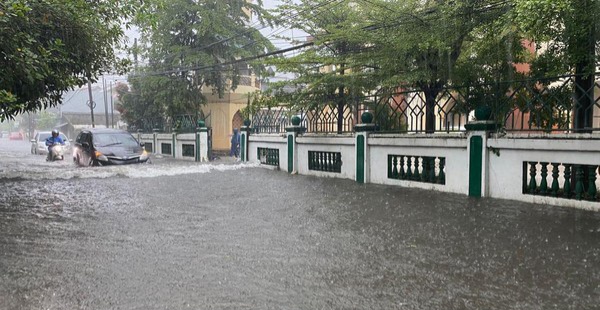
[140,150,149,160]
[95,150,108,161]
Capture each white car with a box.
[30,131,71,155]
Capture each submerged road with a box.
[0,138,598,309]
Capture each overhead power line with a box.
[131,41,315,77]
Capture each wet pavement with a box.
[0,137,599,309]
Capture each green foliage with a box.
[35,110,59,130]
[266,0,372,131]
[115,79,164,127]
[0,0,136,121]
[122,0,275,122]
[512,0,599,75]
[268,0,520,132]
[267,0,599,132]
[512,80,574,131]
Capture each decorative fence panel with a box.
[161,143,172,155]
[308,151,342,173]
[257,147,279,166]
[248,73,599,134]
[388,155,446,185]
[144,142,153,153]
[182,144,195,158]
[523,162,599,201]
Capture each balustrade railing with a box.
[258,147,279,166]
[182,144,195,157]
[161,143,172,155]
[388,155,446,184]
[308,151,342,173]
[523,162,599,201]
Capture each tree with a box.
[512,0,599,131]
[268,0,371,133]
[269,0,515,133]
[0,0,136,121]
[121,0,275,122]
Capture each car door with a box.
[75,132,91,164]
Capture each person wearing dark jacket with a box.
[229,128,240,157]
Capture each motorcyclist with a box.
[45,129,65,161]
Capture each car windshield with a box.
[93,133,139,147]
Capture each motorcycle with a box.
[47,144,65,161]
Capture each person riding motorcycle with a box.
[45,129,65,161]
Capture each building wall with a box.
[202,82,259,150]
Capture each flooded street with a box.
[0,138,599,309]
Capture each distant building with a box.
[46,83,123,138]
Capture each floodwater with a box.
[0,138,598,309]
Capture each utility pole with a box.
[110,81,115,128]
[103,77,109,128]
[87,80,96,128]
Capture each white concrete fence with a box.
[240,125,600,211]
[136,129,210,162]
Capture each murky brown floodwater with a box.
[0,139,598,309]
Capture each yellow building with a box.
[201,74,260,151]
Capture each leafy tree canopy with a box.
[0,0,136,121]
[267,0,518,132]
[119,0,275,122]
[267,0,599,132]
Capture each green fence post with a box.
[465,118,498,197]
[240,125,250,162]
[137,129,142,147]
[195,127,200,162]
[172,132,176,158]
[354,112,376,184]
[152,128,159,154]
[285,116,304,173]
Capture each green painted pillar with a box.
[355,113,376,184]
[195,127,200,162]
[287,133,295,173]
[465,120,497,198]
[172,132,176,158]
[356,135,365,183]
[152,128,159,154]
[137,129,142,147]
[240,126,250,162]
[286,120,304,173]
[468,135,483,197]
